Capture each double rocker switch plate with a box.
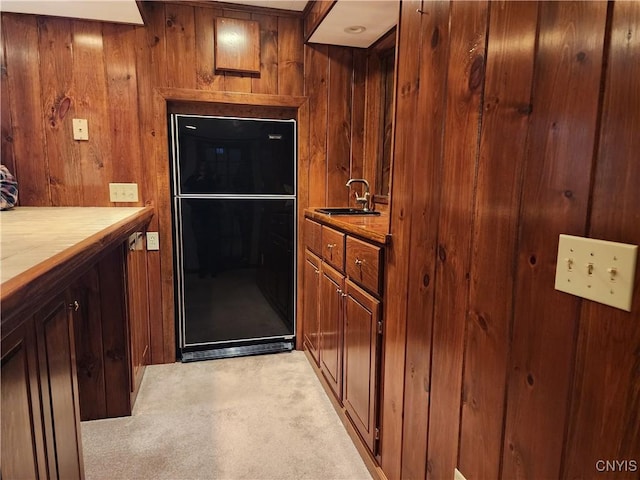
[554,234,638,312]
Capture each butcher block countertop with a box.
[1,206,154,323]
[305,208,391,246]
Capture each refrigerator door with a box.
[173,115,296,196]
[177,198,295,348]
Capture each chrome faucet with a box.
[346,178,371,211]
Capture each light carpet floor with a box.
[81,351,372,480]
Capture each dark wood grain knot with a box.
[398,207,404,219]
[576,51,587,63]
[423,273,430,287]
[50,120,56,128]
[527,373,535,386]
[552,121,558,130]
[153,35,160,45]
[58,97,71,119]
[465,272,470,280]
[151,130,156,137]
[517,103,533,116]
[127,74,132,80]
[438,244,447,262]
[431,27,440,49]
[166,16,175,27]
[627,29,633,41]
[5,135,13,143]
[423,376,430,393]
[509,443,515,452]
[485,96,499,111]
[469,55,485,93]
[475,312,489,332]
[564,190,573,198]
[529,254,537,266]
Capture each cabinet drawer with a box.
[321,226,345,272]
[346,236,382,295]
[305,219,322,256]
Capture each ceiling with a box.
[308,1,398,48]
[0,0,398,48]
[0,0,145,25]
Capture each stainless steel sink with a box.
[316,208,381,216]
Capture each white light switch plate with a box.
[109,183,139,203]
[555,234,637,311]
[146,232,160,251]
[72,118,89,140]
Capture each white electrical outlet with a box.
[554,234,638,312]
[454,468,468,480]
[109,183,139,203]
[146,232,160,251]
[72,118,89,140]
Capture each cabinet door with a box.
[320,262,345,401]
[34,295,84,480]
[303,250,321,365]
[1,320,48,480]
[343,279,381,454]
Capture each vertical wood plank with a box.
[564,2,640,478]
[195,6,224,91]
[277,16,304,96]
[326,45,352,207]
[401,2,450,478]
[502,3,608,478]
[363,50,382,197]
[458,2,538,478]
[296,100,310,349]
[135,1,167,363]
[0,25,16,175]
[222,10,252,93]
[251,13,278,94]
[381,1,422,477]
[165,3,197,89]
[349,48,366,207]
[71,20,112,206]
[37,17,81,206]
[427,3,488,479]
[305,44,328,207]
[152,89,176,364]
[103,23,143,202]
[3,14,50,205]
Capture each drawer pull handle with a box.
[336,288,342,294]
[327,243,336,249]
[314,269,320,275]
[341,292,347,298]
[354,258,364,266]
[68,300,80,312]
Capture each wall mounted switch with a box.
[109,183,139,203]
[555,234,638,311]
[146,232,160,251]
[72,118,89,140]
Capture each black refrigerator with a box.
[170,114,296,361]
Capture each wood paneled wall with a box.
[385,1,640,480]
[304,40,391,209]
[1,2,304,364]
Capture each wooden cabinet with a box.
[303,216,386,459]
[343,279,381,454]
[303,250,321,365]
[1,206,153,478]
[319,262,345,401]
[1,293,84,480]
[1,320,47,479]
